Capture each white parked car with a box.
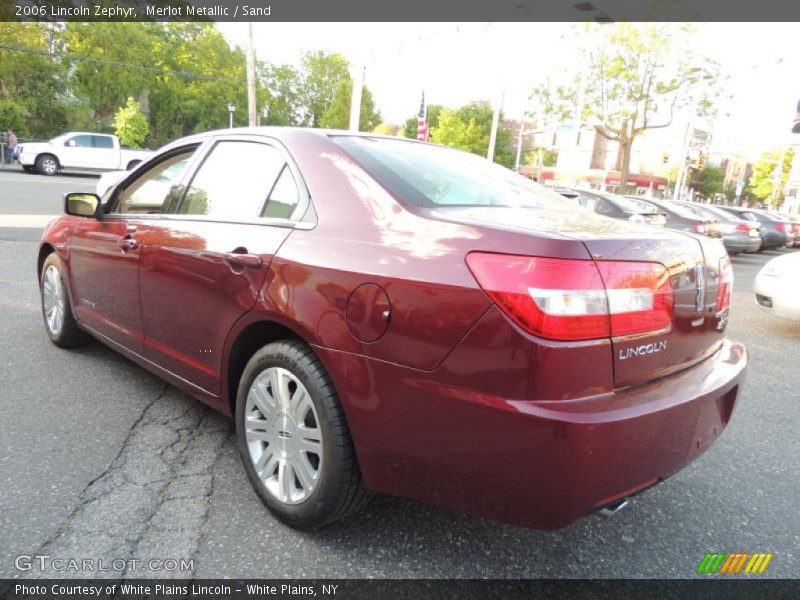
[17,132,152,176]
[754,252,800,321]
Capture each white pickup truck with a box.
[17,132,152,176]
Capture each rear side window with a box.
[93,135,114,149]
[261,166,299,219]
[180,141,284,219]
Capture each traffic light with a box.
[697,153,707,169]
[662,152,669,164]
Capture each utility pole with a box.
[487,90,504,162]
[246,23,257,127]
[349,64,365,132]
[673,120,692,201]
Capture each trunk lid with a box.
[582,232,728,388]
[432,206,729,389]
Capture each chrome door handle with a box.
[222,252,262,268]
[118,236,140,252]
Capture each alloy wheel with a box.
[42,265,65,336]
[244,367,323,505]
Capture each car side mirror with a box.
[66,140,75,147]
[65,192,101,218]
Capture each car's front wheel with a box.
[40,253,89,347]
[236,340,371,529]
[35,154,59,176]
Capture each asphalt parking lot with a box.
[0,169,798,579]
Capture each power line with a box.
[0,42,241,84]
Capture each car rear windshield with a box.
[333,136,570,210]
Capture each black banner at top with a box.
[4,0,800,22]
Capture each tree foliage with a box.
[530,23,721,188]
[748,148,795,205]
[318,78,381,131]
[697,165,724,199]
[300,51,350,127]
[113,97,149,148]
[0,24,377,148]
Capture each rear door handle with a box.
[222,252,262,268]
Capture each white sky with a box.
[218,22,800,158]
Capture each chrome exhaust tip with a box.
[598,498,630,518]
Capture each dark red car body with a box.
[38,129,747,529]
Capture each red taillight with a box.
[735,223,751,233]
[465,253,673,341]
[716,257,733,313]
[775,223,786,231]
[692,223,706,234]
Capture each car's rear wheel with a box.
[236,340,371,529]
[40,253,89,347]
[35,154,58,176]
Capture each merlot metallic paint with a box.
[38,129,747,530]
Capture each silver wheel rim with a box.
[245,367,323,505]
[42,265,65,336]
[42,158,56,174]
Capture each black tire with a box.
[35,154,59,176]
[40,253,90,348]
[236,340,372,529]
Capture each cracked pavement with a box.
[1,175,798,579]
[33,385,233,579]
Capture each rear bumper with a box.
[722,234,761,254]
[324,338,747,530]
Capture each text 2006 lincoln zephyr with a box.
[38,128,746,529]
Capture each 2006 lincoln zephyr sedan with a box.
[38,128,747,530]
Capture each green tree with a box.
[748,148,794,206]
[373,122,400,136]
[0,99,29,137]
[262,63,304,126]
[63,23,161,129]
[113,97,149,148]
[530,24,721,189]
[300,51,350,127]
[697,165,724,199]
[0,23,67,138]
[318,78,381,131]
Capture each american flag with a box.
[417,92,429,142]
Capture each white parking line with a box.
[0,214,59,228]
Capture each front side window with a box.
[111,150,194,215]
[333,136,570,210]
[66,135,92,148]
[180,141,285,219]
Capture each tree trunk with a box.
[619,140,633,192]
[618,119,633,192]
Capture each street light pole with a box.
[673,120,692,201]
[227,103,236,129]
[487,90,504,162]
